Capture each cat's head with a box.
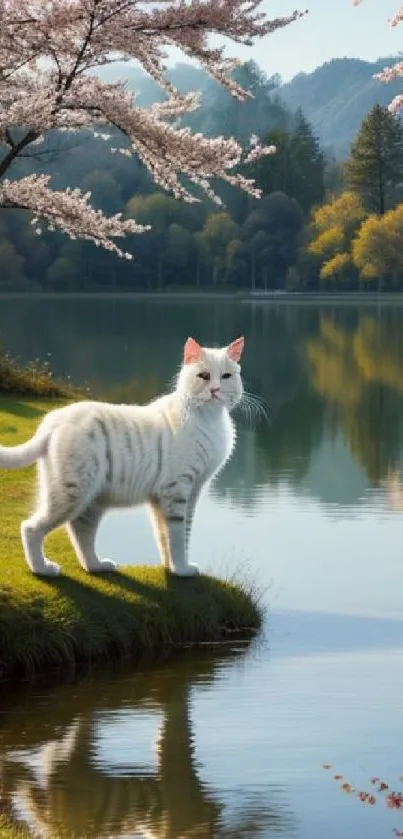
[176,337,244,411]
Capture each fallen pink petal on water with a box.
[341,783,354,793]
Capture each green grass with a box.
[0,395,263,683]
[0,813,80,839]
[0,815,30,839]
[0,812,82,839]
[0,806,45,839]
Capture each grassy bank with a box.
[0,396,262,683]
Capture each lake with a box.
[0,295,403,839]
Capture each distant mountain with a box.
[96,60,290,143]
[278,55,403,159]
[97,55,403,159]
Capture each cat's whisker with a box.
[238,391,272,427]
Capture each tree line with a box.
[2,61,403,293]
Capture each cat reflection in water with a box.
[0,650,291,839]
[0,337,245,577]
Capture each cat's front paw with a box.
[87,559,117,574]
[171,562,199,578]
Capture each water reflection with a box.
[0,647,295,839]
[306,316,403,485]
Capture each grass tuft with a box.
[0,395,263,683]
[0,814,31,839]
[0,344,82,398]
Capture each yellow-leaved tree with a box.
[307,191,367,286]
[352,204,403,291]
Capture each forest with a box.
[1,61,403,294]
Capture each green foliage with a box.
[243,192,304,289]
[81,169,123,214]
[196,212,240,284]
[46,255,81,289]
[347,105,403,215]
[0,239,27,288]
[254,112,325,214]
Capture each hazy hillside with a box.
[278,55,403,158]
[97,60,289,143]
[98,55,403,158]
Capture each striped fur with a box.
[0,337,244,577]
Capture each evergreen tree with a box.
[292,110,326,212]
[347,104,403,215]
[253,113,325,214]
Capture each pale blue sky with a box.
[226,0,402,81]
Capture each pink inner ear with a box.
[184,337,202,365]
[227,336,245,362]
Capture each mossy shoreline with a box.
[0,395,263,685]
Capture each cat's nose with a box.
[210,387,220,397]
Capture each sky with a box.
[218,0,403,82]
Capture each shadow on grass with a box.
[39,568,242,629]
[0,398,45,419]
[42,567,208,603]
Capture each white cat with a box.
[0,337,244,578]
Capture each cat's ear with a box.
[226,336,244,363]
[184,337,203,365]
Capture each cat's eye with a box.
[197,371,211,381]
[221,373,232,379]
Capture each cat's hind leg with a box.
[66,506,116,573]
[21,511,64,577]
[21,458,97,577]
[21,494,83,577]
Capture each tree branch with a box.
[0,129,38,178]
[63,0,100,92]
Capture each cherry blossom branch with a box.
[0,174,150,258]
[354,1,403,112]
[0,0,305,256]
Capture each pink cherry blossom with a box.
[354,2,403,112]
[0,0,306,256]
[0,173,150,257]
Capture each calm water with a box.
[1,296,403,838]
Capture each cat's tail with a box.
[0,426,50,469]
